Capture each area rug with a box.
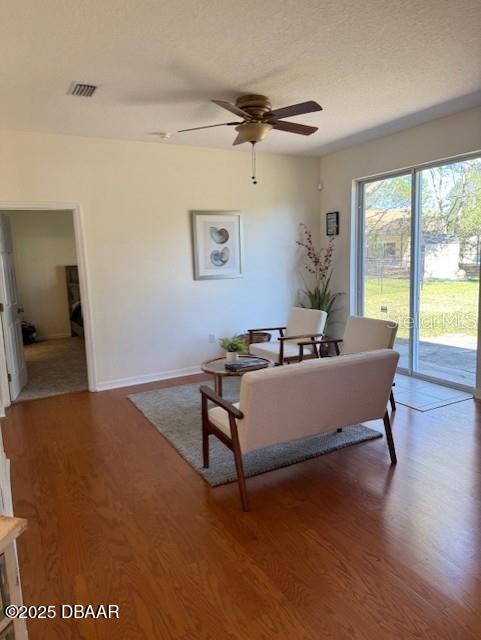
[18,337,88,402]
[128,379,383,486]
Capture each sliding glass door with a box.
[360,172,412,369]
[358,155,481,389]
[416,158,480,387]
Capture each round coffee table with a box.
[201,355,273,397]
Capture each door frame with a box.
[354,150,481,395]
[0,202,97,409]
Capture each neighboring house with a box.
[366,209,411,278]
[366,208,465,280]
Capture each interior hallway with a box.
[17,336,87,402]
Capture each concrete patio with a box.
[395,337,477,387]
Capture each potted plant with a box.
[296,223,341,323]
[219,335,247,362]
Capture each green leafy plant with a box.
[302,271,339,315]
[296,223,341,316]
[219,335,247,353]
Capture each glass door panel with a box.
[416,158,481,387]
[362,173,412,369]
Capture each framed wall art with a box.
[191,211,243,280]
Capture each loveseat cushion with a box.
[208,402,241,437]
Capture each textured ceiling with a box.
[1,0,480,156]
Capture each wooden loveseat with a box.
[200,348,399,511]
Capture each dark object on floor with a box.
[21,321,37,345]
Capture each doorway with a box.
[357,154,481,390]
[0,205,94,404]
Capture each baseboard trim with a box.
[95,366,202,392]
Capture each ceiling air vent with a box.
[67,82,98,97]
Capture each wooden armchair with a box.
[297,315,399,410]
[248,307,327,365]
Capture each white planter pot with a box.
[225,351,239,363]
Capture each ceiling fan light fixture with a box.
[235,122,273,144]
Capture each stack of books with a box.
[225,358,269,372]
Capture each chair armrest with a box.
[297,337,342,359]
[296,337,343,346]
[199,386,244,419]
[248,326,286,333]
[278,332,325,342]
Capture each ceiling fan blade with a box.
[232,133,246,146]
[271,120,318,135]
[212,99,252,119]
[269,100,322,120]
[178,122,240,132]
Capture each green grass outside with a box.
[365,278,479,339]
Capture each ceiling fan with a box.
[178,94,322,144]
[178,94,322,183]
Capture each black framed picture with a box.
[326,211,339,236]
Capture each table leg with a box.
[214,375,223,397]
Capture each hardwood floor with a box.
[2,374,480,639]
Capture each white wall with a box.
[0,130,320,390]
[7,210,77,339]
[319,105,481,394]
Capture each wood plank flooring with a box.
[2,375,481,639]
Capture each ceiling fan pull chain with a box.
[251,142,257,185]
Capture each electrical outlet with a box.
[208,333,215,344]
